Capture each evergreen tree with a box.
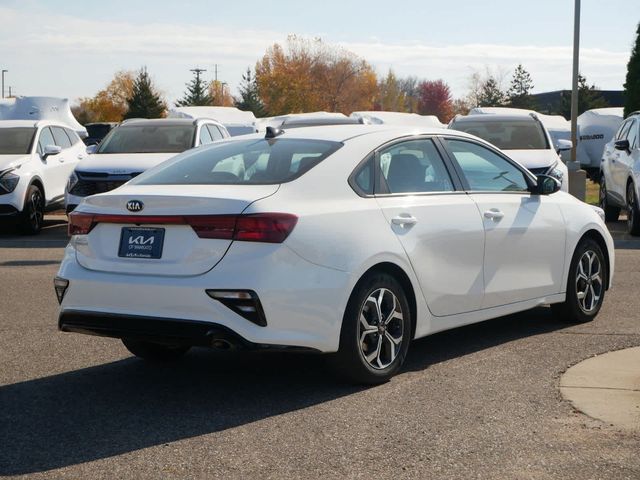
[560,74,608,118]
[124,67,166,119]
[477,77,505,107]
[175,68,213,107]
[234,67,265,116]
[624,22,640,117]
[507,64,536,109]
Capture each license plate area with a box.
[118,227,165,259]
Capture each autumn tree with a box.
[507,64,536,109]
[375,70,407,112]
[477,77,506,107]
[560,73,608,118]
[235,67,265,116]
[398,76,420,113]
[176,68,212,106]
[452,98,471,116]
[208,81,235,107]
[255,36,377,115]
[124,67,166,119]
[624,22,640,117]
[417,79,454,122]
[73,70,135,123]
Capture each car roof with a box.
[0,119,70,128]
[119,118,201,127]
[452,113,538,123]
[238,124,476,144]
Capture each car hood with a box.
[0,154,30,172]
[75,153,178,175]
[503,149,559,169]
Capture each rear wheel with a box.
[551,238,606,323]
[626,182,640,236]
[122,339,190,362]
[599,177,620,222]
[333,273,411,384]
[18,184,44,235]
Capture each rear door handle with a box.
[391,214,417,226]
[483,209,504,221]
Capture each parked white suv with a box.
[65,118,229,212]
[599,111,640,234]
[449,112,571,192]
[0,120,87,233]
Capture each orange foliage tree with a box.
[73,71,135,123]
[209,80,235,107]
[417,79,454,123]
[255,36,378,115]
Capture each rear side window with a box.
[132,138,342,185]
[65,128,81,145]
[51,127,72,149]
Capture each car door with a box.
[610,119,634,200]
[372,137,486,316]
[48,126,76,202]
[442,137,566,309]
[35,127,64,203]
[620,119,639,197]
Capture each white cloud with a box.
[0,6,629,102]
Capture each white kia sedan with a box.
[55,125,614,383]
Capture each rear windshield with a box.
[97,125,195,154]
[0,127,36,154]
[450,119,549,150]
[132,138,342,185]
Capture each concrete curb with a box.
[560,346,640,430]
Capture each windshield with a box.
[97,125,196,154]
[451,119,549,150]
[0,127,36,154]
[131,138,342,185]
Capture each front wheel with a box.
[18,184,45,235]
[599,177,620,222]
[122,339,190,362]
[551,238,606,323]
[333,273,411,384]
[626,182,640,236]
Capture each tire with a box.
[18,184,44,235]
[333,273,412,384]
[598,177,620,222]
[626,182,640,236]
[551,238,607,324]
[122,338,190,362]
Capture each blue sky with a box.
[0,0,637,104]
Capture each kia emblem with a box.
[126,200,144,212]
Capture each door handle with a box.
[483,209,504,221]
[77,154,85,160]
[391,214,417,226]
[58,157,65,163]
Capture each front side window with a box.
[64,128,81,145]
[199,125,213,145]
[97,125,196,154]
[0,127,36,154]
[207,124,225,140]
[626,120,638,150]
[450,119,549,150]
[131,138,342,185]
[616,120,632,141]
[37,127,56,154]
[377,139,454,194]
[446,139,529,192]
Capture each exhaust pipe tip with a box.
[211,338,234,351]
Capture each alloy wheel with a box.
[599,180,607,210]
[28,189,44,231]
[575,250,603,314]
[627,184,636,231]
[358,288,404,370]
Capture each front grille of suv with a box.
[70,172,142,197]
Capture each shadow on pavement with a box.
[606,219,640,250]
[0,307,568,475]
[0,216,69,248]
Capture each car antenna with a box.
[265,126,284,139]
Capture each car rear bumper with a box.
[59,310,319,352]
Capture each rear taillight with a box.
[68,212,298,243]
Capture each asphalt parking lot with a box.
[1,216,639,479]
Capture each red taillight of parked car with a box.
[68,212,298,243]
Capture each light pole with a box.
[568,0,586,200]
[1,70,7,99]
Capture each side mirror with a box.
[42,144,62,160]
[533,174,561,195]
[615,139,631,153]
[86,144,98,154]
[555,139,573,153]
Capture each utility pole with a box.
[8,86,12,98]
[1,70,7,99]
[568,0,586,200]
[189,68,207,84]
[213,64,218,82]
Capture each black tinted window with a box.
[132,138,342,185]
[451,119,548,150]
[51,127,72,149]
[98,125,196,153]
[0,127,35,154]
